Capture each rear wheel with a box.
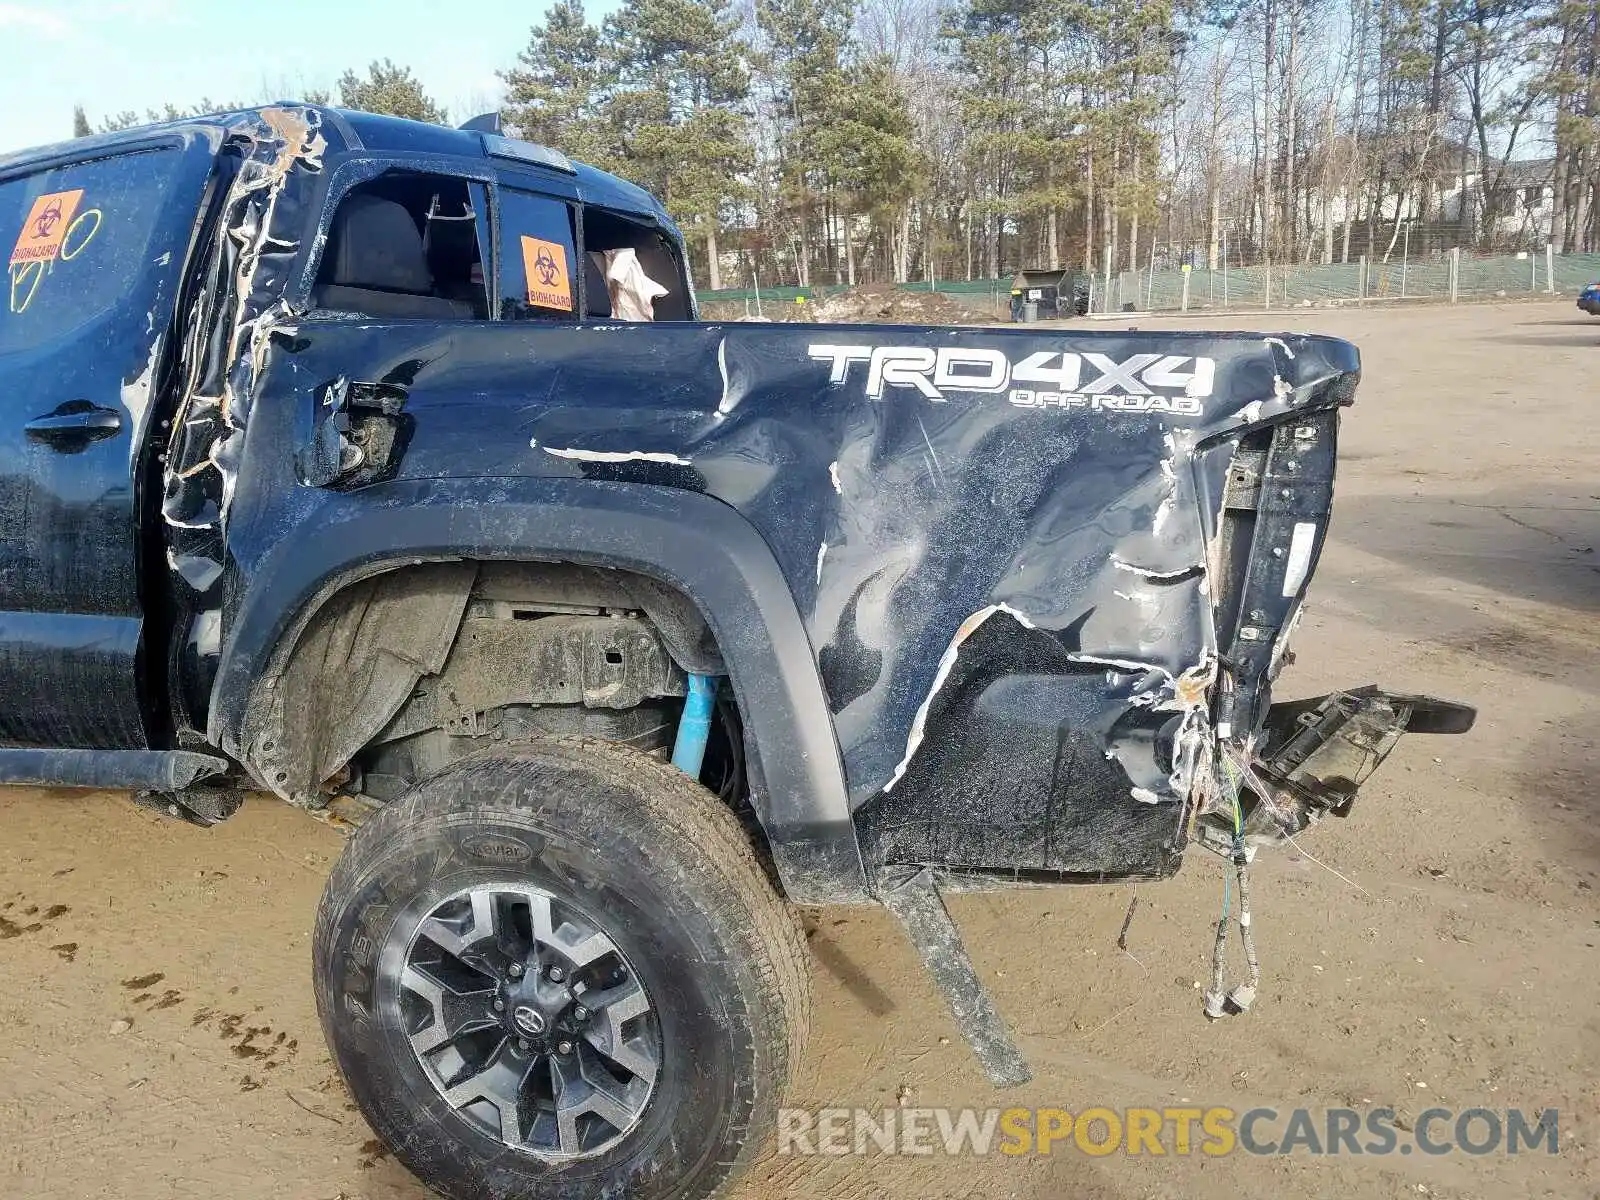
[313,737,809,1200]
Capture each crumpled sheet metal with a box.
[235,316,1353,876]
[708,331,1340,791]
[784,331,1342,875]
[161,106,325,597]
[524,326,1349,875]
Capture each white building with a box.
[1317,155,1554,251]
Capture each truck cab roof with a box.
[0,103,674,233]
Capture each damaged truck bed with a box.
[0,105,1474,1200]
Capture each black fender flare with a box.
[209,476,869,903]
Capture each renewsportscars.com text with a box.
[777,1106,1559,1158]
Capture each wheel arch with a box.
[210,478,868,903]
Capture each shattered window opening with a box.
[312,171,488,320]
[579,206,689,322]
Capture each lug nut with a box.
[547,966,565,983]
[493,998,504,1012]
[557,1040,574,1056]
[572,1005,589,1021]
[508,962,524,978]
[518,1038,530,1051]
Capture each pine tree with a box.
[337,60,447,124]
[812,58,922,283]
[951,0,1042,275]
[754,0,856,285]
[72,105,91,138]
[501,0,621,167]
[90,99,244,134]
[608,0,754,288]
[1544,0,1600,250]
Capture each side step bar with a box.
[0,748,230,791]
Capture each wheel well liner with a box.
[210,477,867,902]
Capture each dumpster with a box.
[1009,269,1090,321]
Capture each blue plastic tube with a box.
[671,673,717,779]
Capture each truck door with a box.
[0,137,215,747]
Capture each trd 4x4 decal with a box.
[807,344,1215,416]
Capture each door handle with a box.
[25,404,122,447]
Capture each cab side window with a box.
[314,173,488,319]
[498,189,577,321]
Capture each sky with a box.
[0,0,622,154]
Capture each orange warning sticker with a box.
[10,190,85,266]
[520,235,572,311]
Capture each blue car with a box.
[1580,281,1600,314]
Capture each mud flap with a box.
[879,867,1032,1088]
[1203,686,1476,850]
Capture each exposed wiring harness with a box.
[1205,751,1262,1018]
[710,689,746,804]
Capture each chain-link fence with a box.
[698,248,1600,319]
[1092,248,1600,315]
[700,249,1600,320]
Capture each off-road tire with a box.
[313,736,810,1200]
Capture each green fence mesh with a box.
[698,252,1600,315]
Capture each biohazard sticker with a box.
[10,190,85,265]
[520,235,572,311]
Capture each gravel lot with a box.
[1,299,1594,1199]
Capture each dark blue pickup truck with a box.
[0,105,1472,1200]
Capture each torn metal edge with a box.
[540,446,692,466]
[882,602,1037,794]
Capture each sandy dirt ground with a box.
[0,299,1596,1200]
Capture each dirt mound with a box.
[702,283,1001,325]
[809,282,997,325]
